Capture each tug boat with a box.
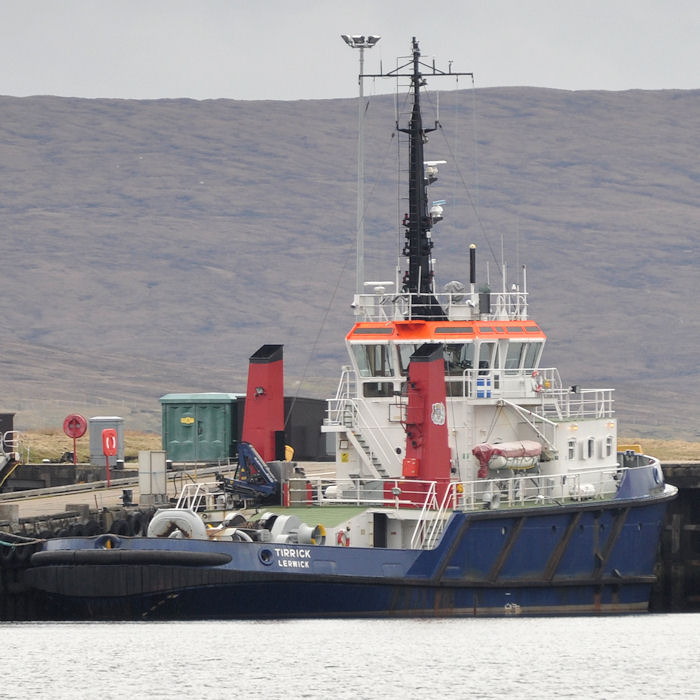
[26,38,676,619]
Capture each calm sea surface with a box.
[1,614,698,699]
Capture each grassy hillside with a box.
[0,89,698,438]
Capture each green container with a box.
[160,393,242,463]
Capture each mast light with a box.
[341,34,381,48]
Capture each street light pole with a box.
[341,34,381,298]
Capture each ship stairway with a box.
[410,481,446,550]
[342,406,391,480]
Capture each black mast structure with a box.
[363,37,472,320]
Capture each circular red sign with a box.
[63,414,87,439]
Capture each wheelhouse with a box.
[347,320,546,399]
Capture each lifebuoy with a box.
[336,530,349,547]
[102,429,118,457]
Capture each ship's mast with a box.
[401,39,436,306]
[363,37,472,319]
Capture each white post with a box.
[341,35,381,296]
[356,45,365,296]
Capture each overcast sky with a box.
[2,0,699,101]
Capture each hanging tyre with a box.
[0,545,15,565]
[109,519,130,536]
[128,512,145,536]
[14,543,34,564]
[84,519,101,536]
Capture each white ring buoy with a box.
[336,530,349,547]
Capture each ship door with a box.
[373,512,388,548]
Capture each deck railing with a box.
[324,365,614,435]
[352,290,529,322]
[290,462,634,549]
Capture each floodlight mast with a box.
[341,34,381,297]
[362,37,473,319]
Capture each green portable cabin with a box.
[160,392,242,463]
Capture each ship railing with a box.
[413,465,627,548]
[175,482,220,512]
[352,291,529,322]
[291,466,624,550]
[287,477,440,512]
[324,366,356,428]
[445,366,564,400]
[494,367,614,420]
[449,466,623,512]
[538,387,615,420]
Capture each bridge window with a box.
[444,343,474,376]
[352,344,395,378]
[504,341,542,374]
[397,343,417,376]
[504,342,525,374]
[524,342,541,370]
[478,342,496,374]
[363,382,394,398]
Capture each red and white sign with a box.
[62,414,87,465]
[62,414,87,439]
[102,428,118,456]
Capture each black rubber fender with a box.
[109,519,130,536]
[14,543,34,564]
[68,523,86,537]
[84,520,101,536]
[0,544,15,565]
[31,548,232,567]
[128,512,145,536]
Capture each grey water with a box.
[1,615,698,699]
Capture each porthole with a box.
[259,548,273,566]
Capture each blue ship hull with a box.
[25,492,673,619]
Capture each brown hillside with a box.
[0,89,698,438]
